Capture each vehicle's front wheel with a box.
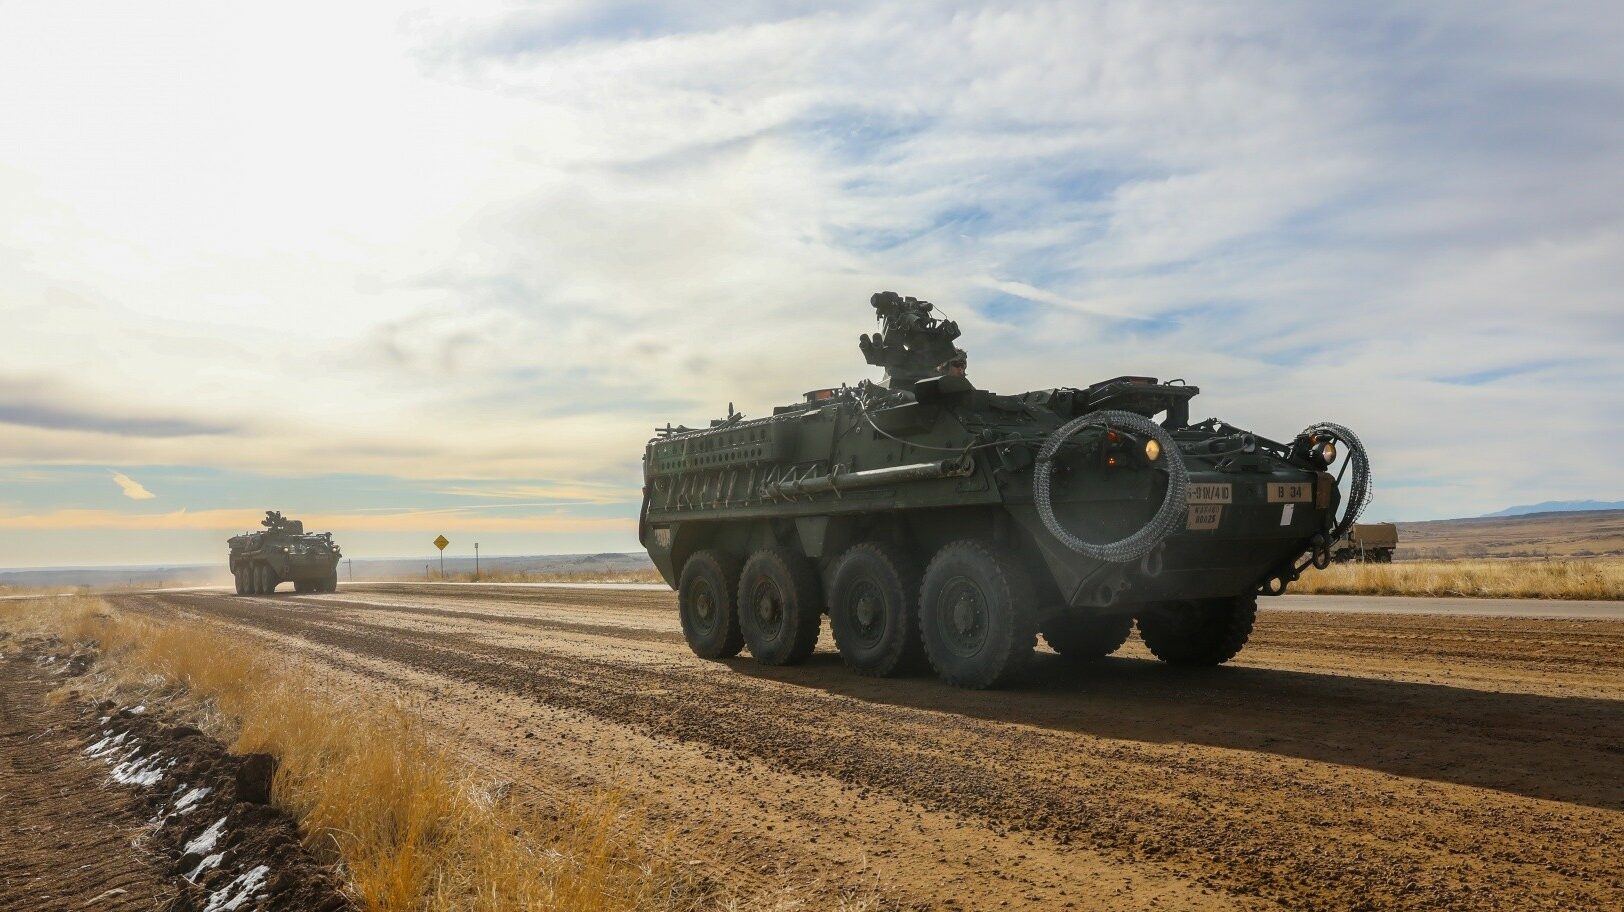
[1137,595,1257,666]
[738,547,822,666]
[919,540,1037,689]
[1041,612,1134,660]
[678,550,745,659]
[828,542,924,677]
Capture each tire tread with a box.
[919,539,1037,689]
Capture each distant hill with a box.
[1482,500,1624,517]
[1396,510,1624,560]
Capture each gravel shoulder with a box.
[111,583,1624,912]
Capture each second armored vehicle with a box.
[1330,523,1398,563]
[640,292,1371,688]
[229,511,342,594]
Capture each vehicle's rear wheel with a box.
[919,539,1037,689]
[249,564,264,594]
[678,550,745,659]
[738,547,822,666]
[233,568,246,595]
[828,542,925,676]
[1041,612,1134,660]
[1137,595,1257,666]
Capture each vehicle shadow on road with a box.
[727,651,1624,812]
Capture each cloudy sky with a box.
[2,1,1620,567]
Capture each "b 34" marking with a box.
[1267,482,1311,503]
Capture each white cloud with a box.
[110,472,156,501]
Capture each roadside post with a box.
[434,534,450,579]
[475,543,480,581]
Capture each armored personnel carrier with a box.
[640,292,1371,688]
[229,511,342,594]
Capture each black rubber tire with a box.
[233,568,246,595]
[1137,595,1257,666]
[828,542,925,677]
[678,550,745,659]
[1041,613,1134,660]
[919,539,1037,689]
[738,547,822,666]
[261,565,278,595]
[294,581,308,594]
[322,570,339,593]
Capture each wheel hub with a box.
[755,585,783,626]
[951,595,981,637]
[694,588,715,623]
[854,593,878,630]
[941,576,988,655]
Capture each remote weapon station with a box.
[228,511,342,595]
[640,293,1370,688]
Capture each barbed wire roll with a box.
[1303,421,1371,542]
[1033,410,1189,563]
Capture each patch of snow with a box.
[111,752,164,786]
[173,786,211,814]
[187,852,224,881]
[203,864,269,912]
[129,704,146,714]
[185,816,228,856]
[85,731,128,757]
[99,715,110,723]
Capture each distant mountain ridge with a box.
[1481,500,1624,517]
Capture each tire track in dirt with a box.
[0,647,177,911]
[281,593,685,645]
[118,590,1624,912]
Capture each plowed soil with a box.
[1,644,176,911]
[111,584,1624,912]
[0,636,353,912]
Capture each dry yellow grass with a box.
[433,568,666,585]
[2,596,693,912]
[1294,559,1623,600]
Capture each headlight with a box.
[1311,440,1336,464]
[1144,438,1162,462]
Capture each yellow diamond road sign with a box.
[433,535,450,551]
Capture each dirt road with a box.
[111,584,1624,911]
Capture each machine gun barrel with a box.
[767,457,974,498]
